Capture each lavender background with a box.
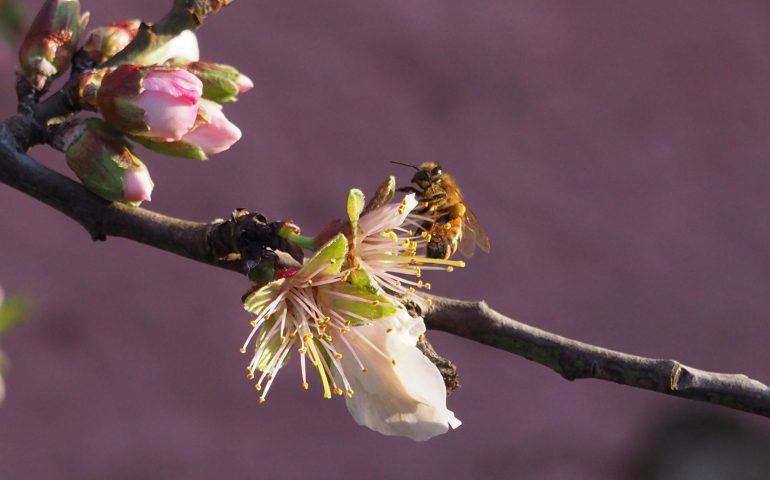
[1,1,769,478]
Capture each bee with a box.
[393,161,491,259]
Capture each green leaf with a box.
[0,296,32,333]
[0,0,24,43]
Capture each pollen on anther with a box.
[302,382,309,390]
[239,347,247,354]
[346,389,354,397]
[334,387,343,396]
[424,283,432,290]
[258,396,266,404]
[447,266,454,272]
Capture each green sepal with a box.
[347,188,365,248]
[347,268,379,295]
[253,317,285,372]
[243,280,283,313]
[131,135,207,160]
[297,234,347,280]
[65,118,147,202]
[324,282,397,325]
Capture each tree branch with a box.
[1,0,768,421]
[425,296,770,419]
[2,111,769,420]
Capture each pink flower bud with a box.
[83,19,140,64]
[181,99,241,155]
[235,73,254,94]
[97,65,202,141]
[18,0,84,89]
[65,118,155,205]
[123,163,154,203]
[137,30,199,65]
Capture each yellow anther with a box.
[424,283,432,290]
[427,298,433,306]
[414,267,422,277]
[249,320,257,327]
[266,374,273,381]
[258,396,266,404]
[239,347,247,354]
[334,387,343,396]
[307,279,313,286]
[247,373,255,380]
[409,287,416,293]
[361,368,368,373]
[447,266,454,272]
[346,389,354,397]
[330,258,336,264]
[303,382,309,390]
[417,280,423,288]
[280,336,286,343]
[391,359,397,366]
[255,384,262,391]
[298,347,307,354]
[334,353,343,359]
[386,328,393,333]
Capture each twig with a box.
[425,296,770,419]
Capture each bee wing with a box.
[458,206,491,257]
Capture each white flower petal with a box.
[339,310,460,441]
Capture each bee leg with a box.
[397,186,421,194]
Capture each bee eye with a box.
[431,167,442,176]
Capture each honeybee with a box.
[394,161,491,259]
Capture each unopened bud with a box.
[133,99,241,159]
[180,61,253,103]
[135,30,199,66]
[64,119,154,205]
[83,19,140,64]
[97,65,202,141]
[18,0,86,89]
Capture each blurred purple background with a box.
[1,1,769,478]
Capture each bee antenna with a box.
[390,161,418,170]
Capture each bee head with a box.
[413,162,443,188]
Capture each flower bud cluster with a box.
[29,1,255,205]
